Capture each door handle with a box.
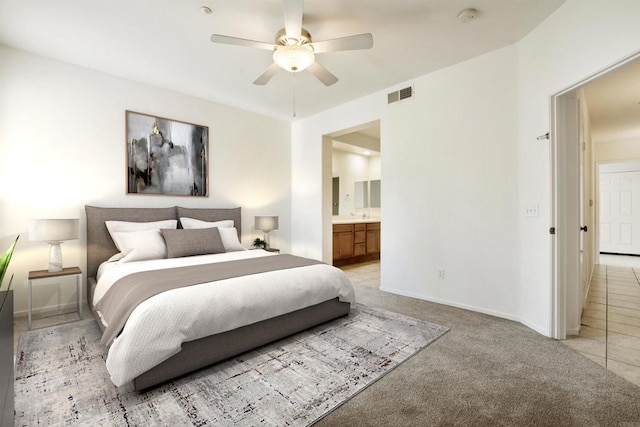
[580,225,588,232]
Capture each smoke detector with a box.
[457,8,478,23]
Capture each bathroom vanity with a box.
[332,220,380,266]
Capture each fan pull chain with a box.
[292,72,297,118]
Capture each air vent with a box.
[387,85,414,104]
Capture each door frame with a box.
[551,51,640,339]
[322,120,381,263]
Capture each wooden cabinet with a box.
[333,224,354,259]
[354,223,366,256]
[333,222,380,266]
[366,222,380,254]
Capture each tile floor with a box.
[341,258,640,389]
[563,254,640,387]
[339,260,381,289]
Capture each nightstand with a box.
[28,267,82,330]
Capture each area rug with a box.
[15,303,448,426]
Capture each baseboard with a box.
[380,285,551,338]
[13,301,83,318]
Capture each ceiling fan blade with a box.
[307,61,338,86]
[210,34,275,51]
[253,63,282,85]
[282,0,303,39]
[311,33,374,53]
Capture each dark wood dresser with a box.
[0,290,13,427]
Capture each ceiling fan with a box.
[209,0,373,86]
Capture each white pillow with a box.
[180,217,234,230]
[106,219,177,261]
[111,229,167,263]
[218,227,247,252]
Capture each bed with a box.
[85,205,354,391]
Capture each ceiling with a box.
[583,58,640,144]
[333,122,380,156]
[0,0,565,121]
[332,140,379,156]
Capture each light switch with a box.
[525,204,539,217]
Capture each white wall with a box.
[594,138,640,163]
[294,45,522,321]
[292,0,640,336]
[0,45,291,314]
[516,0,640,335]
[382,46,520,318]
[369,156,381,181]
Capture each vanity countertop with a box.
[332,218,381,224]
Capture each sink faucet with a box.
[362,213,367,219]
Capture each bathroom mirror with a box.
[354,181,369,209]
[370,179,381,208]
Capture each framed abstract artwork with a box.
[126,110,208,196]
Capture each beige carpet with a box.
[316,285,640,426]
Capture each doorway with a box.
[553,53,640,339]
[325,120,381,288]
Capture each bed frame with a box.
[85,205,351,391]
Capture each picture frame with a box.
[126,110,208,196]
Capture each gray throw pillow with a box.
[161,227,226,258]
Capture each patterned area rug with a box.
[15,304,448,426]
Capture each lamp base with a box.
[48,242,63,272]
[264,232,271,250]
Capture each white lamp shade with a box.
[29,219,80,242]
[255,216,279,232]
[273,45,315,72]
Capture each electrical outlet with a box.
[437,268,445,280]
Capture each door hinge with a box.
[549,227,556,235]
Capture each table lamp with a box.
[255,216,278,249]
[28,218,80,272]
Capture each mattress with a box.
[93,249,356,386]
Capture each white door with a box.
[600,171,640,255]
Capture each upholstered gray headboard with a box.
[85,205,242,280]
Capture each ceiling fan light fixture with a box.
[457,8,478,23]
[273,45,315,72]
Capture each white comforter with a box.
[93,250,356,387]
